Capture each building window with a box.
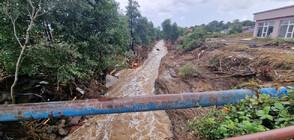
[279,20,294,38]
[257,21,275,38]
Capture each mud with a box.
[65,40,173,140]
[154,40,294,139]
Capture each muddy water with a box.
[65,40,173,140]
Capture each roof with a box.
[254,5,294,15]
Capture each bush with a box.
[178,27,206,52]
[178,63,198,79]
[187,86,294,139]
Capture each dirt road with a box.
[65,40,173,140]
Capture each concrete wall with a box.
[254,5,294,21]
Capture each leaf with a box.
[266,115,273,121]
[281,102,290,105]
[280,110,288,118]
[264,106,271,115]
[271,107,278,111]
[275,118,285,122]
[237,112,245,115]
[274,103,284,110]
[256,110,264,116]
[245,95,250,100]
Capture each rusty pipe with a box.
[223,125,294,140]
[0,89,254,121]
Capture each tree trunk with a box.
[8,0,41,104]
[10,47,26,104]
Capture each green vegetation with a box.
[253,37,294,43]
[126,0,160,47]
[188,86,294,139]
[161,19,180,43]
[0,0,161,103]
[178,27,206,52]
[232,46,250,52]
[178,63,198,79]
[200,19,255,34]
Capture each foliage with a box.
[161,19,181,42]
[126,0,158,47]
[178,27,206,52]
[0,0,135,84]
[178,63,198,79]
[188,87,294,139]
[192,19,255,34]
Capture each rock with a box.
[106,74,118,88]
[40,133,49,138]
[169,69,177,78]
[58,119,66,128]
[49,133,57,139]
[69,116,82,126]
[58,128,69,136]
[46,126,55,133]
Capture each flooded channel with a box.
[65,40,173,140]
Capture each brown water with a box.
[65,40,173,140]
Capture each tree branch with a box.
[3,7,24,49]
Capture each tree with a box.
[161,19,180,42]
[2,0,48,104]
[126,0,141,49]
[170,23,179,42]
[242,20,255,26]
[1,0,132,103]
[161,19,172,40]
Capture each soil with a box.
[0,37,293,139]
[154,39,294,139]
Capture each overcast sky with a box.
[116,0,294,27]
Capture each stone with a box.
[49,133,57,139]
[58,119,66,128]
[69,116,82,126]
[105,74,118,88]
[40,133,49,138]
[169,69,177,78]
[58,128,69,136]
[46,126,55,133]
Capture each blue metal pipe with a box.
[0,89,255,121]
[259,87,290,98]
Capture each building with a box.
[253,5,294,39]
[187,27,193,32]
[242,26,255,33]
[220,28,231,34]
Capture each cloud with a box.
[218,0,257,12]
[116,0,209,26]
[218,0,294,12]
[116,0,294,27]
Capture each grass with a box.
[253,37,294,43]
[232,46,250,52]
[206,32,253,39]
[178,63,198,79]
[283,55,294,62]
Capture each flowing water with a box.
[65,40,173,140]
